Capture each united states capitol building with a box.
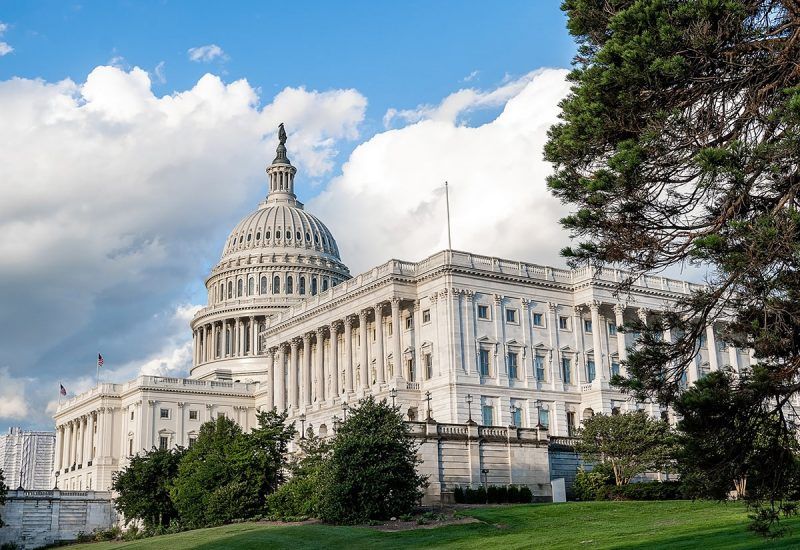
[52,128,751,501]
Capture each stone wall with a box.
[548,438,582,499]
[0,489,116,549]
[409,420,552,504]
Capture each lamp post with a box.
[534,399,542,429]
[54,470,60,490]
[299,413,306,439]
[341,401,348,421]
[466,394,473,423]
[332,415,340,434]
[389,387,398,408]
[424,390,433,420]
[481,468,489,487]
[511,405,519,427]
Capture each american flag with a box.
[60,384,67,396]
[97,353,104,368]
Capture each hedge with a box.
[453,485,533,504]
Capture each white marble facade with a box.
[53,130,751,494]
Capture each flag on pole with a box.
[97,353,104,368]
[60,384,67,396]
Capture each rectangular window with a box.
[567,411,576,437]
[561,357,572,384]
[407,358,415,382]
[481,405,494,426]
[584,319,593,333]
[532,312,544,327]
[188,437,197,449]
[130,410,134,421]
[477,305,489,320]
[405,316,412,330]
[538,408,550,429]
[505,309,518,323]
[371,328,376,342]
[128,439,133,456]
[159,436,168,451]
[422,309,431,323]
[160,408,170,419]
[587,360,596,382]
[424,353,433,379]
[508,352,518,379]
[189,410,198,420]
[608,322,617,336]
[511,405,523,427]
[611,361,621,377]
[534,355,546,381]
[559,316,569,330]
[388,322,393,336]
[479,349,491,376]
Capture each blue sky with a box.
[0,1,578,431]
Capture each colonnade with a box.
[264,298,405,411]
[53,408,110,475]
[192,315,264,366]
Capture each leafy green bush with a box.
[453,485,532,504]
[606,481,687,501]
[453,486,465,503]
[574,467,613,501]
[518,486,533,503]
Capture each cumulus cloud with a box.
[313,68,572,274]
[0,21,12,56]
[0,368,29,419]
[0,65,366,429]
[187,44,226,63]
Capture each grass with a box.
[68,501,800,549]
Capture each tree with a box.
[318,397,427,524]
[0,468,7,528]
[111,447,184,529]
[266,428,330,519]
[545,0,800,526]
[575,412,676,486]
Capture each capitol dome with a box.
[189,124,350,382]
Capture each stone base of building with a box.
[0,489,116,549]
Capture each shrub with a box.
[476,486,487,504]
[574,468,611,501]
[519,486,533,503]
[486,485,499,503]
[507,485,520,503]
[607,480,687,501]
[453,486,465,503]
[267,474,319,519]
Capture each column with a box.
[65,421,73,468]
[250,316,257,355]
[76,417,85,467]
[177,403,185,447]
[391,298,403,381]
[192,331,198,366]
[212,323,218,360]
[204,325,211,362]
[86,413,95,463]
[239,318,246,357]
[315,327,325,401]
[344,316,354,393]
[614,304,627,362]
[590,301,605,380]
[463,292,475,375]
[54,425,63,474]
[330,322,340,398]
[413,301,422,382]
[729,343,740,373]
[266,348,275,409]
[275,345,286,410]
[374,304,386,385]
[520,298,531,382]
[303,333,313,406]
[289,339,300,410]
[573,305,586,385]
[547,302,561,383]
[100,407,112,459]
[359,310,369,389]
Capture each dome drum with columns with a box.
[190,125,350,382]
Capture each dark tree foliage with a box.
[546,0,800,530]
[318,397,427,524]
[0,468,7,527]
[170,410,295,527]
[111,447,184,528]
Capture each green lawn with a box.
[69,501,800,549]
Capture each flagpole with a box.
[96,353,100,388]
[445,181,452,250]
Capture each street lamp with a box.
[465,394,473,423]
[389,388,398,408]
[299,413,306,439]
[511,405,519,427]
[332,415,340,433]
[424,390,433,420]
[481,468,489,487]
[54,470,60,490]
[534,399,542,428]
[341,401,348,421]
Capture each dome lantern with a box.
[266,123,298,204]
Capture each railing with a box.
[581,383,594,392]
[438,424,468,436]
[406,382,420,390]
[549,436,580,448]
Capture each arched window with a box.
[227,281,233,299]
[260,276,268,294]
[305,232,311,242]
[286,229,292,241]
[239,235,243,243]
[256,231,261,240]
[286,275,294,294]
[219,283,224,302]
[299,276,306,295]
[266,230,271,240]
[226,329,232,355]
[273,275,281,294]
[247,233,251,242]
[237,279,243,297]
[311,277,318,296]
[248,277,254,296]
[322,278,329,291]
[296,231,301,240]
[216,331,221,358]
[276,229,282,239]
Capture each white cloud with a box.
[0,65,366,429]
[461,70,480,83]
[187,44,226,63]
[383,70,546,128]
[0,21,12,56]
[153,61,166,84]
[313,68,572,274]
[0,368,29,419]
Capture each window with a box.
[608,322,617,336]
[559,316,569,330]
[534,355,546,381]
[273,275,280,294]
[511,405,523,427]
[506,309,518,323]
[611,361,621,377]
[160,408,170,419]
[481,405,494,426]
[296,230,301,241]
[128,438,133,456]
[237,279,243,297]
[561,357,572,384]
[256,231,261,240]
[130,410,134,421]
[587,360,596,382]
[508,352,519,379]
[189,410,198,420]
[424,353,433,379]
[311,277,318,295]
[299,276,306,295]
[422,309,431,323]
[405,316,412,330]
[286,275,293,294]
[266,230,271,240]
[248,277,254,295]
[227,281,233,299]
[584,319,592,333]
[247,233,251,242]
[533,313,544,327]
[388,322,393,336]
[188,437,197,448]
[538,408,550,429]
[322,278,329,291]
[479,349,491,376]
[567,411,576,437]
[260,276,268,294]
[159,436,168,451]
[477,305,489,320]
[406,358,415,382]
